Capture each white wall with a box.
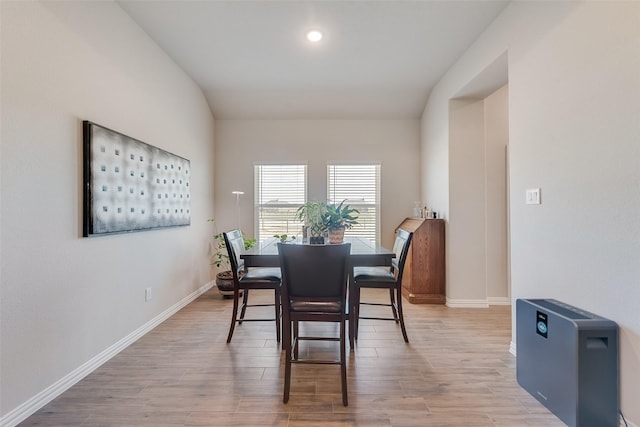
[421,1,640,423]
[484,85,509,302]
[0,1,215,421]
[448,99,487,302]
[214,120,420,250]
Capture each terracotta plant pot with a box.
[215,271,242,298]
[328,228,345,244]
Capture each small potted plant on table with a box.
[296,200,328,244]
[323,200,359,244]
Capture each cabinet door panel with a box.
[398,218,445,304]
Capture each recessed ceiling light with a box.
[306,30,323,42]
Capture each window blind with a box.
[255,164,306,241]
[327,164,380,243]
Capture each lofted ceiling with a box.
[118,0,510,120]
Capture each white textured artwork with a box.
[83,121,191,236]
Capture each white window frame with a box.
[327,163,381,244]
[254,164,307,242]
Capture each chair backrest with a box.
[277,243,351,301]
[391,229,414,283]
[222,229,245,279]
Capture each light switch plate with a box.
[526,188,541,205]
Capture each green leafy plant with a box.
[208,218,256,271]
[295,200,327,237]
[322,200,359,231]
[274,234,296,243]
[295,200,326,225]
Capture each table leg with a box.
[348,269,355,349]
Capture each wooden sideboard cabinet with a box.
[396,218,445,304]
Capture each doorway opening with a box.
[448,51,510,306]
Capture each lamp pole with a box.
[231,191,244,229]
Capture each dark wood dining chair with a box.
[277,242,351,406]
[223,229,282,344]
[352,228,413,342]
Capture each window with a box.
[327,164,380,243]
[255,164,306,241]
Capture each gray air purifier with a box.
[516,299,618,427]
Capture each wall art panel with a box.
[83,121,191,236]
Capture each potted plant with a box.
[295,200,327,244]
[322,200,359,244]
[209,219,256,297]
[273,234,296,243]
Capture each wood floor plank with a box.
[18,288,564,426]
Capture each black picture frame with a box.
[83,121,191,237]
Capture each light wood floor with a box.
[20,288,564,427]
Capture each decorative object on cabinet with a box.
[83,121,191,236]
[395,218,445,304]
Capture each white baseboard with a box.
[487,296,511,305]
[446,298,489,308]
[509,340,516,356]
[0,281,214,427]
[445,297,510,308]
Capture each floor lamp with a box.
[231,191,244,229]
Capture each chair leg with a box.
[389,288,399,323]
[226,288,240,343]
[274,289,281,343]
[293,321,299,360]
[348,277,356,349]
[354,287,361,341]
[340,318,348,406]
[349,320,355,349]
[238,289,249,323]
[396,286,409,343]
[283,315,291,403]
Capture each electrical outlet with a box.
[145,287,152,302]
[526,188,541,205]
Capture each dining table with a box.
[241,236,395,348]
